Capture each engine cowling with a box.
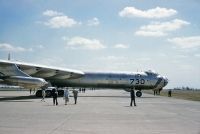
[3,76,48,89]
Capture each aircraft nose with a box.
[163,76,168,87]
[154,75,168,89]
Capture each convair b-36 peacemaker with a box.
[0,60,168,97]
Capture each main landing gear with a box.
[136,90,142,97]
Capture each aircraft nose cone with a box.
[163,76,168,87]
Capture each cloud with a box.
[42,10,79,28]
[114,44,129,49]
[135,19,190,37]
[135,31,166,37]
[87,17,100,26]
[43,10,63,17]
[44,16,78,28]
[65,36,106,50]
[168,36,200,48]
[119,6,177,19]
[0,43,33,52]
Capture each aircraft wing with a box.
[0,60,85,80]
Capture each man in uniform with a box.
[130,89,136,107]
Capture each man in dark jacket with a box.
[168,90,172,97]
[52,88,58,105]
[130,89,136,107]
[72,89,78,104]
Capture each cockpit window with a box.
[136,74,141,77]
[145,70,158,76]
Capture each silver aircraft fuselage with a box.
[48,71,168,90]
[0,60,168,92]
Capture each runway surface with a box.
[0,90,199,134]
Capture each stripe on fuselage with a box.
[154,78,162,89]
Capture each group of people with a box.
[40,87,171,107]
[41,88,137,107]
[63,88,78,105]
[154,89,172,97]
[41,88,79,106]
[129,89,173,107]
[79,88,86,93]
[153,89,162,96]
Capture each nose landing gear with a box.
[136,90,142,97]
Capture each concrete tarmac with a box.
[0,90,200,134]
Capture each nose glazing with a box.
[163,76,168,87]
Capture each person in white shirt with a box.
[63,88,69,105]
[41,89,46,102]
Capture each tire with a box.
[136,91,142,97]
[58,90,64,96]
[36,90,42,97]
[45,90,52,97]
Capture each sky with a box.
[0,0,200,89]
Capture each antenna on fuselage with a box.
[8,52,11,60]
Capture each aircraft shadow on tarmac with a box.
[75,95,157,99]
[0,95,157,102]
[0,95,37,102]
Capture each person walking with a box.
[63,88,69,105]
[168,90,172,97]
[153,90,156,96]
[72,89,78,104]
[130,89,136,107]
[52,88,58,105]
[41,89,46,102]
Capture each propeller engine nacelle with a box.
[3,76,48,89]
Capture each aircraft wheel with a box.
[46,90,52,97]
[136,91,142,97]
[36,90,42,97]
